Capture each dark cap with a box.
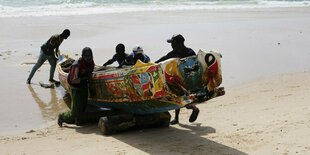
[167,34,185,43]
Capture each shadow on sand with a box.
[48,82,245,154]
[71,122,247,155]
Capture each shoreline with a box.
[2,6,310,19]
[1,4,310,18]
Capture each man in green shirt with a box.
[27,29,70,84]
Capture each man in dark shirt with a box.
[155,34,199,125]
[119,45,150,67]
[103,43,129,66]
[58,47,104,126]
[155,34,195,63]
[27,29,70,84]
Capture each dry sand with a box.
[0,7,310,155]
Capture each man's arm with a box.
[103,59,114,66]
[68,66,92,85]
[155,55,167,63]
[188,48,196,56]
[68,66,81,84]
[55,46,60,58]
[49,35,61,57]
[144,55,150,63]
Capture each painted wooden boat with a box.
[57,50,224,114]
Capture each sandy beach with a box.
[0,72,310,154]
[0,6,310,154]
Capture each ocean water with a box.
[0,0,309,17]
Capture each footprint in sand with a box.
[274,94,292,98]
[260,89,273,93]
[288,85,300,88]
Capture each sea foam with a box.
[0,0,309,17]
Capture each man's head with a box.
[82,47,93,63]
[116,43,125,55]
[167,34,185,51]
[61,29,70,39]
[133,45,143,55]
[132,45,144,62]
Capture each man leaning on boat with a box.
[103,43,129,66]
[118,45,150,67]
[58,47,104,126]
[27,29,70,84]
[155,34,200,125]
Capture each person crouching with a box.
[58,47,94,126]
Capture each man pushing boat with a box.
[58,47,105,126]
[103,43,129,66]
[27,29,70,84]
[118,45,150,67]
[156,34,200,125]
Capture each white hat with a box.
[133,45,143,54]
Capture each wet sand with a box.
[0,6,310,154]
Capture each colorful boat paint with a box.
[57,50,224,114]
